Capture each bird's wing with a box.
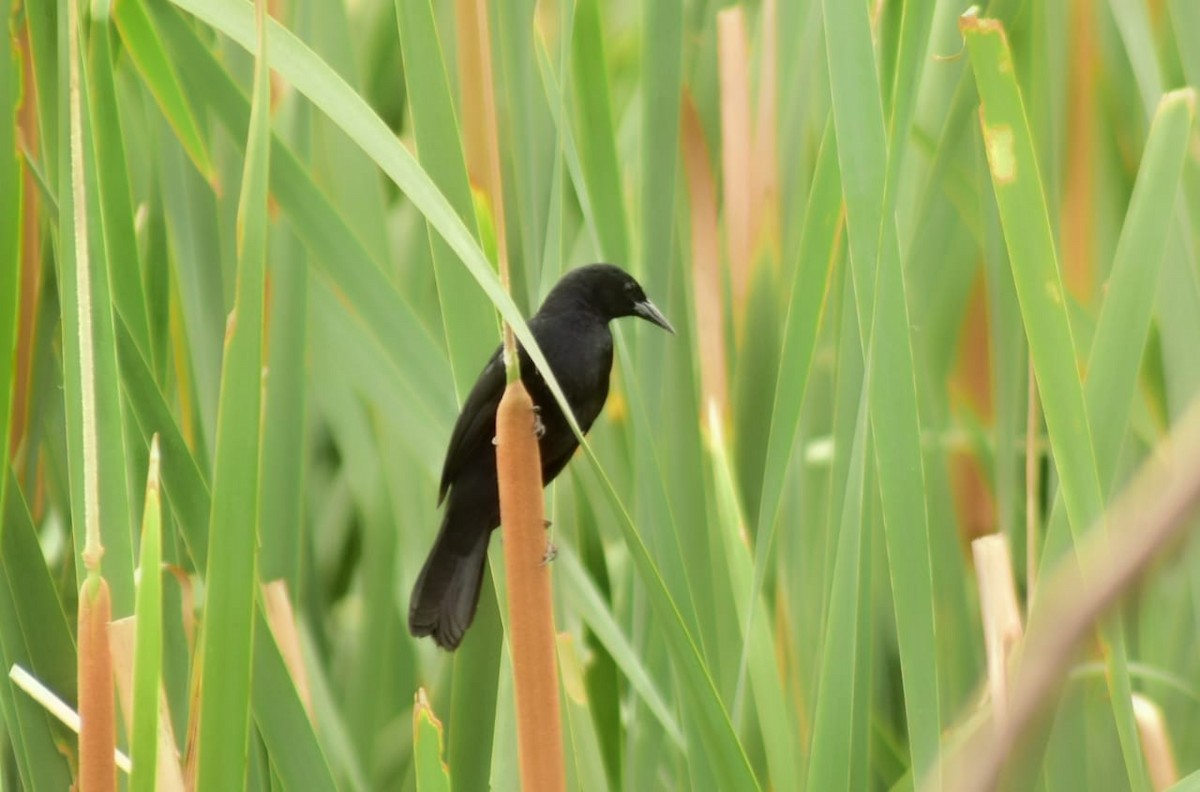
[438,344,505,503]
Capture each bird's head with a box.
[549,263,675,333]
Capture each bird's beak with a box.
[633,299,675,334]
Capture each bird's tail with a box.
[408,520,490,650]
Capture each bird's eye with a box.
[623,282,636,292]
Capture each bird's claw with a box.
[543,519,552,530]
[540,542,558,566]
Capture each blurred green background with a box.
[2,0,1200,788]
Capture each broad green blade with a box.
[1040,90,1196,564]
[807,386,872,791]
[394,0,496,398]
[557,547,683,749]
[1168,0,1200,91]
[752,116,840,659]
[130,439,163,792]
[251,607,339,789]
[961,15,1104,533]
[822,0,942,779]
[87,15,152,362]
[558,634,610,792]
[493,0,555,305]
[532,22,602,262]
[120,317,339,788]
[193,1,271,785]
[116,318,211,561]
[576,449,760,790]
[961,13,1148,790]
[414,692,451,792]
[571,0,628,263]
[150,0,455,412]
[638,0,681,282]
[254,0,316,599]
[447,564,503,792]
[168,0,585,451]
[706,407,799,790]
[0,482,76,790]
[111,0,213,179]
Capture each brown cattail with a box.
[496,381,565,792]
[681,92,727,421]
[78,577,116,792]
[718,7,753,316]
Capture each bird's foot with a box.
[543,519,552,530]
[532,405,546,439]
[540,542,558,566]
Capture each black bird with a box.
[409,264,674,649]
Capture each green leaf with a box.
[492,0,554,305]
[414,691,451,792]
[394,0,497,400]
[807,388,872,791]
[447,563,503,792]
[166,0,589,443]
[130,438,163,792]
[251,607,339,790]
[62,0,137,613]
[558,634,610,792]
[706,408,799,790]
[961,13,1148,790]
[120,314,339,788]
[638,0,681,281]
[144,0,458,439]
[822,0,943,779]
[1040,89,1196,562]
[111,0,214,179]
[193,0,271,785]
[575,451,760,790]
[0,482,76,790]
[87,16,152,362]
[753,118,840,604]
[557,547,683,749]
[258,57,312,593]
[571,0,628,263]
[116,318,211,562]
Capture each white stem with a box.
[68,0,103,570]
[9,664,131,773]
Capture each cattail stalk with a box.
[459,0,562,786]
[496,382,565,792]
[79,579,116,791]
[69,0,115,785]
